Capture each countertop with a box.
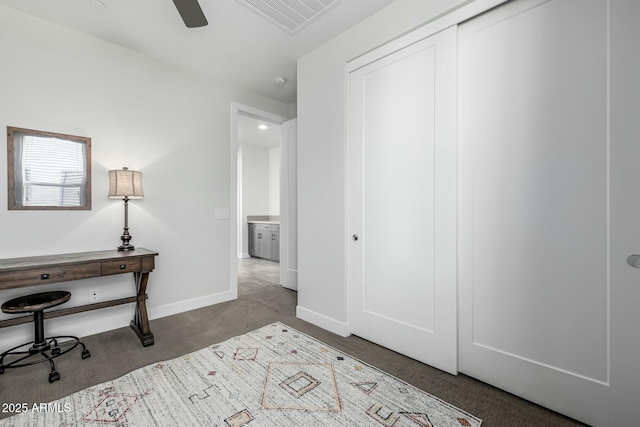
[247,221,280,225]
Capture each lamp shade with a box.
[108,168,144,199]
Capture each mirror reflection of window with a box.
[15,134,86,207]
[7,127,91,210]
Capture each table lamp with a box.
[108,167,144,251]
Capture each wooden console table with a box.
[0,248,158,347]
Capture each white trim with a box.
[238,252,250,259]
[296,305,351,338]
[346,0,509,73]
[344,62,352,333]
[280,118,298,290]
[605,0,611,387]
[0,290,236,351]
[0,310,133,351]
[230,102,288,299]
[148,290,235,320]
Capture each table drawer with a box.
[141,256,155,272]
[0,262,102,290]
[102,259,142,276]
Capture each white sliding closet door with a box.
[348,27,458,375]
[458,0,640,424]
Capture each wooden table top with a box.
[0,248,158,272]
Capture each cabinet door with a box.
[272,230,280,262]
[260,224,273,260]
[249,224,259,257]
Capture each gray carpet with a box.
[0,261,585,426]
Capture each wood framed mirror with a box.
[7,127,91,210]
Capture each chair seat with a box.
[1,291,71,314]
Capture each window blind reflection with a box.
[17,134,86,207]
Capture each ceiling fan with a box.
[172,0,208,28]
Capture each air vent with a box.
[237,0,342,34]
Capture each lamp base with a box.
[118,226,134,251]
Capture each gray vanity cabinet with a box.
[272,225,280,262]
[248,223,280,261]
[259,224,273,260]
[249,224,260,257]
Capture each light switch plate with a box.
[215,208,230,219]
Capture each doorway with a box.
[229,103,289,298]
[238,114,282,294]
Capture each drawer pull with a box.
[40,273,50,280]
[101,259,140,276]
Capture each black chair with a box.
[0,291,90,383]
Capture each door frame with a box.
[280,118,299,290]
[230,102,288,298]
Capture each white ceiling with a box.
[238,114,281,149]
[0,0,397,104]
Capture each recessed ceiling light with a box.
[90,0,106,9]
[258,124,269,130]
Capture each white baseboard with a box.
[0,290,236,351]
[296,305,350,337]
[148,289,235,320]
[238,253,250,259]
[0,309,134,351]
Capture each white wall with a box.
[297,0,474,332]
[238,144,280,256]
[239,145,270,256]
[269,146,280,216]
[0,6,290,349]
[287,103,298,120]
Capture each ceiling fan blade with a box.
[172,0,208,28]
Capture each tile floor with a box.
[238,257,281,296]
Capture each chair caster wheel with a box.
[49,372,60,383]
[51,347,61,356]
[0,366,4,374]
[81,349,91,360]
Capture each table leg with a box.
[130,272,154,346]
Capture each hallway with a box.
[238,257,281,296]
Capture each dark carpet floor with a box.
[0,260,586,426]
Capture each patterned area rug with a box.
[1,322,481,426]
